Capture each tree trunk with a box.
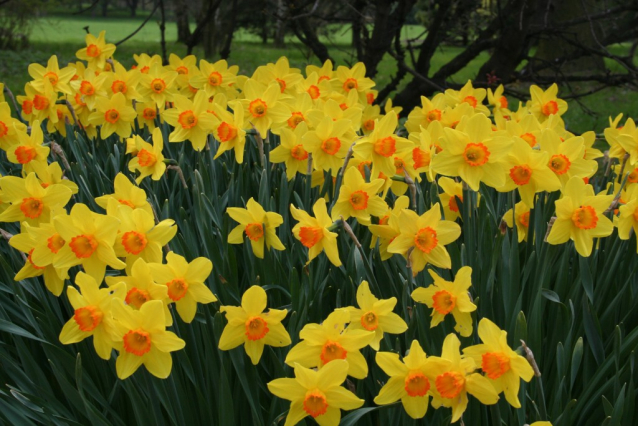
[174,0,191,43]
[101,0,108,17]
[129,0,138,17]
[273,0,287,48]
[220,0,238,59]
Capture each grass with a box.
[1,13,636,134]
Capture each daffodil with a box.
[411,266,476,336]
[270,92,313,135]
[426,333,499,423]
[497,139,561,206]
[28,55,75,95]
[59,272,126,360]
[617,184,638,252]
[353,112,413,179]
[135,100,162,131]
[408,126,437,180]
[444,80,490,116]
[162,91,216,151]
[70,68,109,110]
[111,202,177,266]
[432,114,512,191]
[270,123,310,180]
[87,92,136,139]
[387,203,461,273]
[189,59,238,97]
[167,53,198,90]
[110,299,185,379]
[290,198,341,267]
[374,340,432,419]
[346,281,407,350]
[132,53,162,74]
[0,101,26,150]
[9,222,69,296]
[299,72,332,102]
[540,129,597,187]
[306,97,362,131]
[437,177,465,221]
[305,59,334,83]
[104,61,142,102]
[53,203,126,282]
[505,114,542,148]
[503,201,532,242]
[547,176,614,257]
[360,104,382,135]
[404,94,448,133]
[487,84,509,114]
[302,116,357,175]
[0,173,72,225]
[285,309,374,379]
[231,79,287,138]
[138,64,178,107]
[148,252,216,323]
[5,121,49,173]
[76,30,116,70]
[128,128,167,184]
[331,166,387,225]
[267,360,364,426]
[368,196,410,260]
[463,318,534,408]
[227,197,285,258]
[95,172,153,215]
[219,285,290,364]
[528,83,568,122]
[211,101,247,162]
[332,62,375,102]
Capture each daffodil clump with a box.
[1,30,634,426]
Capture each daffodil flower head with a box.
[211,101,247,163]
[546,176,614,257]
[346,281,407,350]
[285,309,374,379]
[330,166,387,226]
[76,30,116,70]
[218,285,291,364]
[462,318,534,408]
[162,91,216,151]
[528,83,568,123]
[270,123,310,180]
[374,340,432,419]
[87,92,137,139]
[540,129,597,187]
[95,172,153,215]
[267,360,364,426]
[503,201,532,242]
[290,198,341,267]
[227,197,285,259]
[426,333,499,423]
[6,121,50,174]
[111,299,185,380]
[127,128,167,184]
[59,272,126,360]
[411,266,477,336]
[368,196,409,260]
[148,252,217,323]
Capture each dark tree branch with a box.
[115,1,160,46]
[72,0,100,14]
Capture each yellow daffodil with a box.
[111,202,177,266]
[332,62,375,102]
[9,222,69,296]
[105,258,171,325]
[110,299,185,379]
[426,333,499,423]
[6,121,49,173]
[444,80,490,116]
[299,72,332,102]
[28,54,74,97]
[135,100,162,131]
[306,97,362,131]
[285,309,374,379]
[360,104,382,135]
[528,83,568,122]
[270,92,313,135]
[503,201,532,242]
[138,64,178,107]
[0,101,26,150]
[547,176,614,257]
[463,318,534,408]
[368,196,410,260]
[87,92,136,139]
[408,126,437,181]
[432,114,512,191]
[148,252,216,323]
[219,285,290,364]
[331,166,387,225]
[267,360,364,426]
[162,91,216,151]
[253,56,302,96]
[167,53,198,90]
[70,68,109,110]
[128,128,167,184]
[133,53,162,74]
[411,266,476,336]
[540,129,597,187]
[306,59,334,83]
[353,112,413,179]
[302,116,357,175]
[104,61,142,102]
[231,79,287,138]
[0,173,72,225]
[59,272,126,360]
[346,281,407,350]
[290,198,341,267]
[95,172,153,215]
[505,114,542,148]
[487,84,509,115]
[227,197,285,258]
[497,139,561,206]
[617,184,638,252]
[374,340,432,419]
[405,94,448,133]
[76,30,116,70]
[387,203,461,273]
[211,101,247,162]
[190,59,238,97]
[270,123,310,180]
[437,177,465,221]
[53,203,125,282]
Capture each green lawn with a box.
[1,13,635,134]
